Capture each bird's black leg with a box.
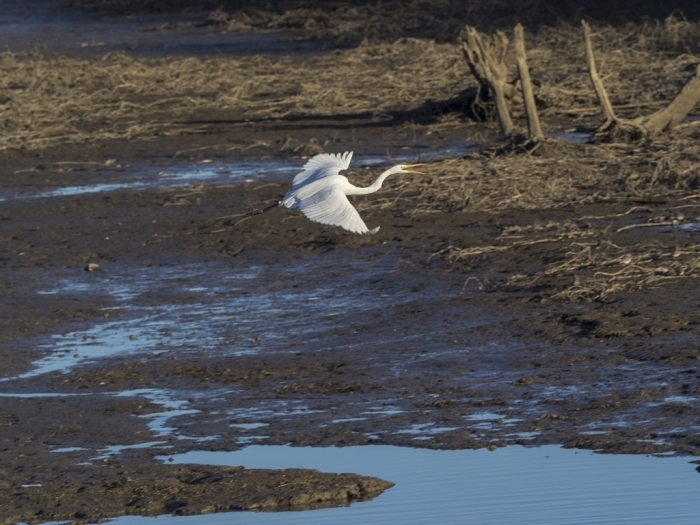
[246,202,280,216]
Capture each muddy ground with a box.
[2,1,700,524]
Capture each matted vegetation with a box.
[2,17,699,151]
[2,9,699,301]
[0,40,462,151]
[353,125,700,301]
[433,219,700,302]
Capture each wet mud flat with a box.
[1,127,700,523]
[2,1,700,523]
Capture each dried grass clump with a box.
[205,2,477,47]
[436,219,700,302]
[522,241,700,302]
[362,144,618,215]
[1,16,698,151]
[392,132,700,302]
[436,220,600,261]
[0,40,462,151]
[358,129,700,218]
[0,51,269,150]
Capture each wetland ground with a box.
[1,0,700,523]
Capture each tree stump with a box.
[635,64,700,132]
[461,25,544,143]
[582,20,700,141]
[461,26,515,135]
[514,24,544,142]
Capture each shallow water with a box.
[549,130,592,144]
[0,0,323,58]
[1,132,609,203]
[4,253,469,380]
[0,160,292,202]
[0,387,211,451]
[0,144,477,201]
[95,444,700,525]
[679,222,700,232]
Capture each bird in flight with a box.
[279,151,423,234]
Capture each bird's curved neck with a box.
[348,167,400,195]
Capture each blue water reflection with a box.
[104,444,700,525]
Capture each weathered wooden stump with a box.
[582,20,700,141]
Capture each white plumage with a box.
[281,151,423,234]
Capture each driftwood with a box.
[637,64,700,132]
[460,20,699,145]
[461,25,544,142]
[513,24,544,142]
[461,26,515,135]
[582,20,700,140]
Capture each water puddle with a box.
[679,222,700,232]
[6,254,467,380]
[0,392,90,398]
[231,423,269,430]
[0,145,476,201]
[84,444,700,525]
[0,160,293,202]
[550,131,592,144]
[0,387,219,460]
[114,389,207,440]
[0,0,325,58]
[86,441,169,464]
[464,411,522,431]
[646,395,699,408]
[396,423,458,440]
[362,405,404,416]
[51,446,87,453]
[664,396,697,404]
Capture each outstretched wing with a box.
[295,184,378,234]
[292,151,353,188]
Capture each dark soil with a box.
[2,1,700,524]
[2,118,700,523]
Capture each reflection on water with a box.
[5,255,467,380]
[549,131,592,144]
[0,0,324,58]
[97,444,700,525]
[679,222,700,232]
[1,146,475,201]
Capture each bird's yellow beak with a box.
[403,163,425,174]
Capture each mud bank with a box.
[2,1,700,523]
[2,129,699,522]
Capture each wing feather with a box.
[296,185,376,234]
[292,151,353,187]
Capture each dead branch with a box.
[635,64,700,132]
[582,20,700,141]
[581,20,647,141]
[582,20,617,124]
[514,24,544,141]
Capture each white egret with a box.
[278,151,423,234]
